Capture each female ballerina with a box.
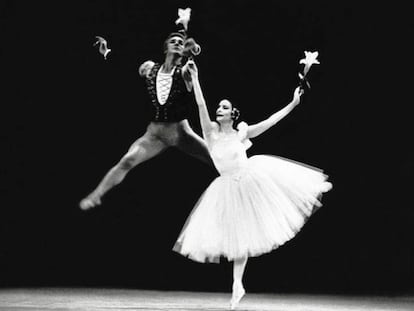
[173,61,332,309]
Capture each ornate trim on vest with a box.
[144,63,190,122]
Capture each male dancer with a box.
[80,30,212,210]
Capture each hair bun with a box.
[231,108,240,121]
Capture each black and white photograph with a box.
[1,1,413,310]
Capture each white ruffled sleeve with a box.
[138,60,155,78]
[237,122,253,150]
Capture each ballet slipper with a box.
[79,191,102,210]
[230,282,245,310]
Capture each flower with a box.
[94,36,111,60]
[175,8,191,31]
[299,51,320,76]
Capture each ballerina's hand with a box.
[293,86,304,104]
[185,59,198,77]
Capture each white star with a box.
[175,8,191,31]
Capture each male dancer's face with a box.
[165,36,184,56]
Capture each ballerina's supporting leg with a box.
[231,256,248,310]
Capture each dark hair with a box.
[165,31,186,40]
[231,107,240,121]
[231,106,241,129]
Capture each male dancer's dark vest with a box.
[145,63,191,122]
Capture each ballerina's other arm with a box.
[247,87,303,139]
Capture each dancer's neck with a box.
[162,54,181,73]
[219,122,235,134]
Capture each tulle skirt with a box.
[173,155,332,263]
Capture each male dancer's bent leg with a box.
[175,122,214,167]
[80,131,168,210]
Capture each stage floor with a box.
[0,288,413,311]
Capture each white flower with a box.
[299,51,320,76]
[94,36,111,60]
[175,8,191,30]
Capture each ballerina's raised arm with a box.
[245,86,303,139]
[185,60,219,140]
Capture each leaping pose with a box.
[80,20,212,210]
[173,60,332,310]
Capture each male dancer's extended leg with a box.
[80,132,168,210]
[176,124,214,167]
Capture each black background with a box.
[1,1,413,294]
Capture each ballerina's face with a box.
[216,100,233,123]
[165,36,184,55]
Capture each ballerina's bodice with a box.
[209,134,249,176]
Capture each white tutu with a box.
[173,122,332,263]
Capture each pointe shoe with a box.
[79,192,102,210]
[230,283,245,310]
